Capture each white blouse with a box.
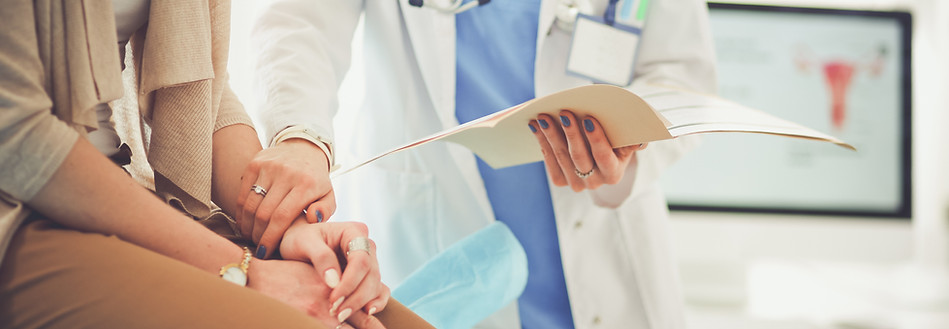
[87,0,150,156]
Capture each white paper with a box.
[331,84,854,178]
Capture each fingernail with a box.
[330,296,344,315]
[539,119,549,129]
[528,124,537,133]
[560,115,571,127]
[584,119,594,132]
[316,210,324,223]
[255,245,267,259]
[368,307,377,315]
[337,308,352,323]
[324,269,340,288]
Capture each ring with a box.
[251,184,267,197]
[347,237,371,257]
[575,167,594,178]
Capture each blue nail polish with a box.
[316,210,324,223]
[255,245,267,259]
[560,115,571,127]
[529,124,537,133]
[584,119,595,132]
[539,119,549,129]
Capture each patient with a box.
[0,1,428,328]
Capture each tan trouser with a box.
[0,219,428,329]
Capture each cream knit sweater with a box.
[0,0,253,265]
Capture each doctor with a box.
[250,0,715,328]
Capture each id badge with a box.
[566,14,642,86]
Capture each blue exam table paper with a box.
[392,221,528,329]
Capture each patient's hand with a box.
[248,258,384,329]
[236,139,336,258]
[529,110,647,192]
[280,220,390,324]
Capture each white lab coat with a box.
[252,1,716,328]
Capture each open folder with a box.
[332,84,854,177]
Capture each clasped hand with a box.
[248,220,389,329]
[236,139,336,258]
[235,140,387,328]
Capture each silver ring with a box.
[251,184,267,197]
[346,237,371,257]
[575,167,594,178]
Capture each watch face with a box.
[221,266,247,286]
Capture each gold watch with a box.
[219,247,252,286]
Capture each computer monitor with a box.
[661,3,912,218]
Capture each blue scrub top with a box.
[455,2,575,329]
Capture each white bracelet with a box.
[271,125,339,172]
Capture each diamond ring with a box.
[251,184,268,197]
[575,168,594,178]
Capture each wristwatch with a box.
[219,247,253,286]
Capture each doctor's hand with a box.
[280,219,390,325]
[236,139,337,259]
[529,110,647,192]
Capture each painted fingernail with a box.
[255,245,267,259]
[560,115,571,127]
[539,119,549,129]
[316,210,324,223]
[324,269,340,288]
[584,119,594,132]
[528,124,537,133]
[330,296,344,315]
[337,308,352,323]
[368,307,377,315]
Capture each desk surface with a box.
[684,260,949,329]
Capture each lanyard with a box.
[604,0,619,25]
[558,0,650,31]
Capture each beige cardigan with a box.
[0,0,252,264]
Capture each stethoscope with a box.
[407,0,491,14]
[407,0,597,31]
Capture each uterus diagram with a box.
[794,45,887,131]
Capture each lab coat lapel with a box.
[537,0,558,55]
[534,0,562,97]
[399,1,495,224]
[535,0,594,97]
[398,0,457,129]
